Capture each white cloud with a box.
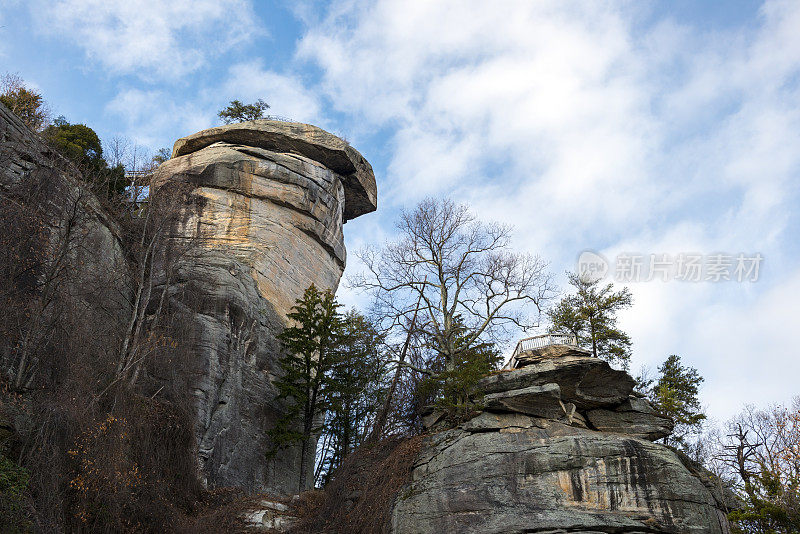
[30,0,262,81]
[105,88,211,149]
[222,61,323,126]
[106,63,323,154]
[298,0,800,420]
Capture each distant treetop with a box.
[218,99,270,124]
[1,72,50,131]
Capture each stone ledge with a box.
[171,120,377,221]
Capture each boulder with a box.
[478,355,635,409]
[616,396,657,414]
[461,412,540,433]
[586,409,674,441]
[512,343,591,367]
[391,421,731,534]
[170,119,377,221]
[151,121,376,493]
[484,383,567,419]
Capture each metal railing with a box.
[510,333,578,361]
[262,115,295,123]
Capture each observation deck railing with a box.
[504,333,578,370]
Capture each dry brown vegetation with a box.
[290,436,423,534]
[0,147,234,531]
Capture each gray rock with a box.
[585,409,674,441]
[421,410,446,431]
[461,412,540,433]
[616,396,657,414]
[391,421,731,534]
[0,103,132,388]
[484,383,567,419]
[151,122,377,493]
[478,355,635,409]
[512,343,592,367]
[561,402,589,428]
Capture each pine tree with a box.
[548,272,633,367]
[420,316,502,420]
[315,311,387,485]
[217,99,270,124]
[269,284,344,492]
[650,354,706,448]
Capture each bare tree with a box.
[351,198,555,435]
[111,181,203,391]
[354,198,555,372]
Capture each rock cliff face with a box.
[0,103,131,377]
[392,346,734,534]
[151,120,376,493]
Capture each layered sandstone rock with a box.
[151,120,377,493]
[392,351,733,533]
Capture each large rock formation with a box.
[151,120,376,493]
[391,347,734,534]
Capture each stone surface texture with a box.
[170,119,377,222]
[399,350,734,534]
[151,120,376,493]
[0,103,131,374]
[478,352,636,409]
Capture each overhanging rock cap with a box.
[172,119,377,221]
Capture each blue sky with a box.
[2,0,799,423]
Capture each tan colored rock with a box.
[154,141,349,318]
[170,119,377,221]
[150,121,377,493]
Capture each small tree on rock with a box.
[218,99,270,124]
[548,272,633,367]
[649,354,706,448]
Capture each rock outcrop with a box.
[391,348,733,533]
[151,120,376,493]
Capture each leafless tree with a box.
[351,198,555,438]
[111,180,205,391]
[352,197,555,374]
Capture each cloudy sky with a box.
[2,0,798,423]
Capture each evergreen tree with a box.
[548,272,633,367]
[269,284,345,492]
[420,316,502,421]
[44,118,127,197]
[218,99,270,124]
[315,311,387,485]
[1,73,49,131]
[650,354,706,448]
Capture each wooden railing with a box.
[507,333,578,367]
